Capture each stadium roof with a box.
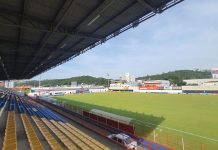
[0,0,183,80]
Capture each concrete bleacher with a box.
[34,100,111,150]
[24,101,76,148]
[37,104,110,150]
[51,120,92,150]
[2,111,17,150]
[15,96,43,150]
[42,118,79,150]
[39,105,109,150]
[62,122,109,150]
[2,112,16,149]
[21,114,44,150]
[31,116,63,150]
[1,92,113,150]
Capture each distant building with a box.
[0,81,4,87]
[109,82,130,91]
[182,68,218,94]
[121,73,135,83]
[184,79,218,86]
[212,68,218,79]
[183,68,218,86]
[182,85,218,94]
[139,80,170,90]
[4,81,14,88]
[71,81,77,87]
[109,73,137,91]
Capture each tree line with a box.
[15,76,109,87]
[137,70,211,86]
[15,70,212,87]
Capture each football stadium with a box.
[53,92,218,150]
[1,0,218,150]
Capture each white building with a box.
[143,80,170,87]
[184,79,218,86]
[212,68,218,79]
[183,68,218,86]
[182,85,218,93]
[4,80,14,88]
[0,81,4,87]
[71,81,77,87]
[121,73,135,83]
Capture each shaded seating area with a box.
[0,91,113,150]
[21,114,44,150]
[2,96,17,150]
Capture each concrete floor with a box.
[62,115,122,150]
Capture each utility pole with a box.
[39,75,41,96]
[39,75,41,88]
[107,73,110,87]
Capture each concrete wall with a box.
[184,79,218,86]
[182,85,218,91]
[89,88,108,93]
[133,89,182,94]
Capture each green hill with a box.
[15,70,212,87]
[137,70,212,86]
[16,76,109,87]
[137,70,211,80]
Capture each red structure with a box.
[83,111,135,134]
[139,85,159,90]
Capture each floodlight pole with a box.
[107,73,110,87]
[39,75,41,88]
[39,75,41,96]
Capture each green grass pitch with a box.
[54,92,218,149]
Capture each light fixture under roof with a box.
[60,43,67,48]
[87,14,100,26]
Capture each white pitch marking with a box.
[136,120,218,142]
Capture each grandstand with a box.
[0,90,121,150]
[35,94,173,150]
[0,0,184,149]
[1,90,173,150]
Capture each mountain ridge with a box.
[15,70,212,87]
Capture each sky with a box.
[33,0,218,80]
